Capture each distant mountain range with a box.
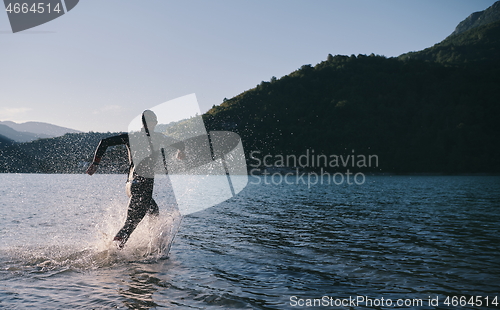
[1,2,499,174]
[0,121,80,143]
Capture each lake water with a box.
[0,174,499,309]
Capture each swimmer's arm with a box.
[159,134,185,160]
[86,162,99,175]
[86,133,129,175]
[170,141,186,160]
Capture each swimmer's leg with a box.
[148,198,159,216]
[113,197,149,248]
[113,179,153,248]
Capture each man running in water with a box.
[86,110,185,249]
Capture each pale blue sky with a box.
[0,0,497,132]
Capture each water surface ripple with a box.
[0,174,499,309]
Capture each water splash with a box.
[1,204,182,275]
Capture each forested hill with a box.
[0,134,14,148]
[0,132,128,173]
[203,20,500,173]
[399,20,500,65]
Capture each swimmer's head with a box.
[142,110,158,134]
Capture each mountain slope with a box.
[0,124,50,142]
[203,17,500,173]
[399,20,500,65]
[0,121,80,141]
[0,134,15,148]
[0,132,127,173]
[449,1,500,37]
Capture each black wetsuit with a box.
[92,132,183,245]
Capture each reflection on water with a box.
[0,174,499,309]
[120,264,162,310]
